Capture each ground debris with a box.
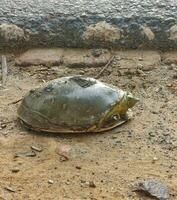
[166,83,177,93]
[0,124,6,129]
[4,186,16,193]
[48,179,54,184]
[80,180,96,188]
[14,151,36,158]
[1,55,8,87]
[134,180,169,200]
[76,165,82,170]
[89,181,96,188]
[56,144,71,161]
[8,98,22,105]
[0,120,13,126]
[152,156,158,163]
[95,55,114,78]
[11,167,20,173]
[59,156,69,162]
[31,145,43,152]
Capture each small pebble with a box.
[168,63,176,70]
[1,124,7,129]
[79,70,85,75]
[111,135,118,139]
[166,83,172,87]
[115,56,121,61]
[76,166,82,170]
[65,181,70,185]
[152,110,158,114]
[173,74,177,79]
[89,181,96,188]
[152,156,158,163]
[149,132,156,137]
[163,132,170,136]
[31,145,43,152]
[48,179,54,184]
[137,64,143,69]
[4,186,16,192]
[11,167,20,173]
[60,156,68,162]
[168,174,172,179]
[136,69,146,76]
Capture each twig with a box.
[0,120,14,125]
[118,67,130,69]
[1,55,8,87]
[8,98,22,105]
[35,68,51,72]
[95,56,115,79]
[58,153,69,161]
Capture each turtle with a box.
[17,76,139,133]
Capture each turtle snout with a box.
[127,93,139,108]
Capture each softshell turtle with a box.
[17,76,139,133]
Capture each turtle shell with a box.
[17,76,130,133]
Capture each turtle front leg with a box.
[120,109,133,121]
[120,113,129,121]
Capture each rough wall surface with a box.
[1,0,177,51]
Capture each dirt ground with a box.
[0,50,177,200]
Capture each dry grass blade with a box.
[95,56,115,79]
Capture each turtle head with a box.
[125,92,139,108]
[116,92,139,116]
[97,91,139,129]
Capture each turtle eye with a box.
[112,115,120,121]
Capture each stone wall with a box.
[1,0,177,51]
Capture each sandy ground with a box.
[0,50,177,200]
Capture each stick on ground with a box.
[95,56,115,79]
[1,55,8,87]
[8,98,22,105]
